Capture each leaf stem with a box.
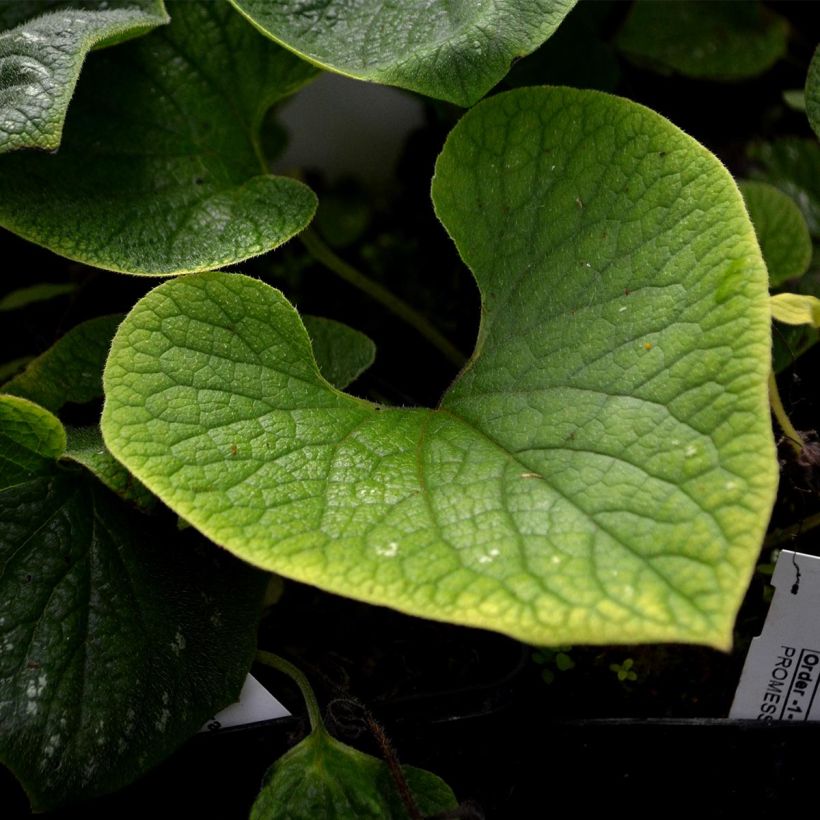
[256,650,322,733]
[769,370,803,457]
[299,228,467,368]
[764,512,820,549]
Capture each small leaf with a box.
[102,88,777,649]
[63,425,156,510]
[0,0,169,154]
[302,316,376,390]
[3,315,122,412]
[617,0,788,80]
[0,394,266,811]
[770,293,820,327]
[0,283,76,312]
[228,0,577,107]
[250,728,457,820]
[0,0,318,275]
[739,180,812,286]
[807,45,820,139]
[748,139,820,238]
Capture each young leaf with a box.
[0,0,318,275]
[770,293,820,327]
[0,0,169,154]
[0,394,266,811]
[302,316,376,390]
[228,0,577,107]
[739,180,812,286]
[807,45,820,140]
[102,87,777,649]
[251,728,457,820]
[616,0,788,80]
[2,315,122,411]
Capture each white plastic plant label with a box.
[730,550,820,721]
[200,674,290,732]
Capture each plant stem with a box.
[764,512,820,549]
[769,371,803,457]
[256,650,322,733]
[299,228,467,368]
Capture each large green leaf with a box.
[616,0,788,80]
[0,0,318,275]
[0,394,266,811]
[807,45,820,139]
[228,0,577,107]
[251,727,457,819]
[102,87,777,649]
[0,0,169,154]
[2,315,122,411]
[739,180,812,287]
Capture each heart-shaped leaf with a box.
[0,394,266,810]
[0,0,169,154]
[739,180,812,286]
[616,0,788,80]
[102,87,777,649]
[0,0,317,275]
[228,0,577,107]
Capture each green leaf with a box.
[3,315,122,412]
[0,0,318,275]
[0,357,33,383]
[101,87,777,649]
[63,425,156,510]
[807,45,820,139]
[251,728,456,820]
[770,292,820,327]
[0,394,266,811]
[616,0,788,80]
[0,0,169,154]
[0,283,76,312]
[302,316,375,390]
[228,0,577,107]
[739,180,812,286]
[748,139,820,239]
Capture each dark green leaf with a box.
[228,0,577,107]
[0,283,75,312]
[0,394,266,811]
[0,0,318,275]
[303,316,376,390]
[807,45,820,139]
[0,0,169,154]
[617,0,788,80]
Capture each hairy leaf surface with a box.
[0,0,168,154]
[102,87,777,648]
[0,394,265,810]
[229,0,576,107]
[0,1,317,275]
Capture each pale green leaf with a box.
[251,728,457,820]
[807,45,820,139]
[0,283,75,312]
[770,292,820,327]
[616,0,788,80]
[302,316,375,390]
[0,0,169,154]
[748,138,820,238]
[102,88,777,649]
[3,315,122,412]
[0,394,265,811]
[63,425,156,510]
[0,0,318,275]
[739,180,812,286]
[228,0,577,107]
